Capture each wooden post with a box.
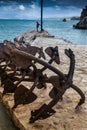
[41,0,43,31]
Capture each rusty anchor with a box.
[0,40,85,123]
[12,46,60,108]
[29,49,85,123]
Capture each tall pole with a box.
[41,0,43,31]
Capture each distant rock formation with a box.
[14,30,54,44]
[73,6,87,29]
[62,18,66,22]
[70,16,80,20]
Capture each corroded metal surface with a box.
[0,40,85,123]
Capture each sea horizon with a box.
[0,19,87,45]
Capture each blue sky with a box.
[0,0,87,19]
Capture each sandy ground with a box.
[0,37,87,130]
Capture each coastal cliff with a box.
[73,6,87,29]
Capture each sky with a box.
[0,0,87,19]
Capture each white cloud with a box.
[2,5,17,12]
[30,2,36,9]
[0,3,81,19]
[55,5,61,11]
[19,5,25,11]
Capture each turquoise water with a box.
[0,19,87,45]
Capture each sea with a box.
[0,19,87,45]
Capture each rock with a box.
[73,6,87,29]
[73,16,87,29]
[62,18,66,22]
[80,6,87,20]
[14,30,54,44]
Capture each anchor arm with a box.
[65,49,85,108]
[41,46,60,72]
[29,48,85,123]
[71,84,85,109]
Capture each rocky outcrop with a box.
[62,18,66,22]
[73,6,87,29]
[73,16,87,29]
[80,6,87,20]
[14,30,54,44]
